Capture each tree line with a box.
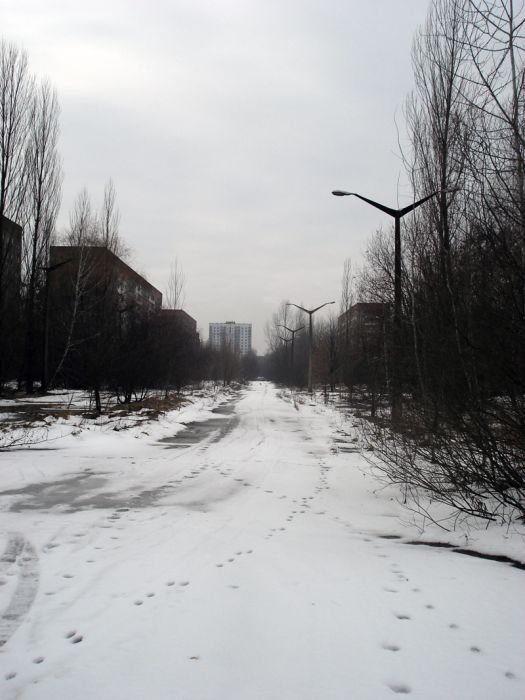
[265,0,525,525]
[0,40,258,408]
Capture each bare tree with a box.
[361,0,525,525]
[22,80,61,393]
[50,190,97,385]
[164,257,186,309]
[0,41,33,386]
[339,258,354,345]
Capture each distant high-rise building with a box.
[209,321,252,355]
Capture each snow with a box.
[0,381,523,699]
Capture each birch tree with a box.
[22,80,61,392]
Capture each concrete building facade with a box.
[49,246,163,318]
[209,321,252,355]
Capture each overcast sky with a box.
[5,0,432,352]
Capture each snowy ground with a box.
[0,381,523,699]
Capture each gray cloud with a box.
[5,0,431,351]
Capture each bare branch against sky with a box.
[4,0,432,352]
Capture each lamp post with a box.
[277,324,305,371]
[278,334,292,346]
[332,189,445,422]
[286,302,335,394]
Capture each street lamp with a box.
[277,324,305,371]
[332,189,446,422]
[286,302,335,394]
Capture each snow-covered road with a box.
[0,382,523,699]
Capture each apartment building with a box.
[49,246,162,317]
[209,321,252,355]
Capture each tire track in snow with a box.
[0,533,39,648]
[0,532,25,572]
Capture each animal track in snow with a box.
[71,634,83,644]
[505,671,516,679]
[388,683,412,694]
[5,671,17,680]
[166,580,175,587]
[449,623,459,629]
[134,600,144,606]
[33,656,44,664]
[470,645,481,653]
[381,643,401,652]
[394,613,411,620]
[383,587,398,593]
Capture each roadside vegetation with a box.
[265,0,525,527]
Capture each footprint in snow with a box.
[381,643,401,652]
[5,672,17,680]
[470,646,482,653]
[387,683,412,694]
[505,671,516,680]
[134,600,144,606]
[425,604,435,610]
[383,587,398,593]
[166,581,175,587]
[71,635,83,644]
[395,613,411,620]
[33,657,44,664]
